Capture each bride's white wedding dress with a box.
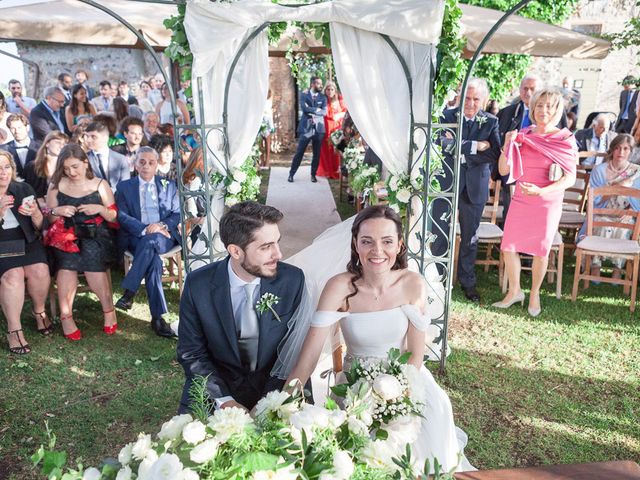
[311,304,474,473]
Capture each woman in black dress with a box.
[0,151,51,354]
[45,144,118,340]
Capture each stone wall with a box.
[530,0,639,126]
[16,42,168,99]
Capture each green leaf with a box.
[375,429,388,440]
[330,384,348,397]
[234,452,279,473]
[42,451,67,475]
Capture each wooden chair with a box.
[454,179,504,286]
[123,244,184,295]
[559,165,590,247]
[501,232,565,299]
[49,270,113,320]
[571,185,640,312]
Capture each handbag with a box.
[549,163,563,182]
[0,239,26,258]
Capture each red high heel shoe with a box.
[103,308,118,335]
[60,315,82,341]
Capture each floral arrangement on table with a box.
[32,349,457,480]
[330,129,345,148]
[342,143,365,173]
[386,168,424,216]
[210,145,262,207]
[350,165,381,207]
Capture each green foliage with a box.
[605,1,640,57]
[163,4,192,87]
[188,375,214,423]
[459,0,580,103]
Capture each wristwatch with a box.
[160,222,168,230]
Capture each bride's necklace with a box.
[608,161,629,173]
[362,281,386,301]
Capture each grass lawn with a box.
[1,167,639,478]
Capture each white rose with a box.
[181,468,200,480]
[396,188,411,204]
[227,181,242,195]
[373,374,404,401]
[254,390,296,420]
[225,196,239,207]
[189,438,219,464]
[410,167,423,190]
[147,453,184,480]
[347,415,368,436]
[333,450,354,480]
[328,409,347,428]
[361,439,397,472]
[291,404,330,431]
[117,443,133,465]
[234,170,247,183]
[385,415,421,445]
[389,203,400,213]
[115,466,132,480]
[82,467,101,480]
[389,176,399,191]
[207,407,253,443]
[136,450,158,480]
[182,420,207,445]
[158,414,193,441]
[131,433,152,460]
[252,175,261,187]
[289,425,313,444]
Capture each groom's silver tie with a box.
[238,283,259,371]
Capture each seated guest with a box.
[113,97,130,133]
[45,144,119,340]
[75,70,95,100]
[2,114,39,179]
[155,83,190,125]
[575,114,617,166]
[23,131,69,207]
[93,113,125,147]
[90,80,114,113]
[0,92,13,145]
[127,98,145,120]
[70,121,90,152]
[84,121,130,192]
[137,81,155,114]
[114,147,181,338]
[111,117,146,174]
[29,87,68,143]
[580,134,640,279]
[143,111,160,142]
[117,81,136,104]
[0,151,52,354]
[65,84,97,133]
[149,134,176,180]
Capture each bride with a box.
[284,205,473,473]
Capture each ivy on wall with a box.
[459,0,580,104]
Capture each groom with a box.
[177,202,307,412]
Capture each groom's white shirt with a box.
[214,261,262,408]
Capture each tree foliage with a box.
[459,0,580,104]
[605,0,640,54]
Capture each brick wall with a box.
[269,56,296,153]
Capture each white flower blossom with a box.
[290,404,330,432]
[182,420,207,445]
[147,453,184,480]
[396,188,411,204]
[189,438,219,464]
[158,414,193,441]
[227,181,242,195]
[361,439,398,472]
[115,466,132,480]
[373,374,404,401]
[136,450,158,480]
[347,415,369,436]
[207,407,253,442]
[117,443,133,465]
[388,176,399,191]
[333,450,354,479]
[233,170,247,183]
[254,390,297,421]
[328,409,347,428]
[389,203,400,213]
[252,462,297,480]
[225,196,239,207]
[182,469,200,480]
[82,467,101,480]
[252,175,261,187]
[131,433,152,461]
[385,415,421,445]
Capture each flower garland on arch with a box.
[210,145,262,207]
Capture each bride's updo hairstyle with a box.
[345,205,408,308]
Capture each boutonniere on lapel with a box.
[474,114,488,127]
[256,293,281,322]
[160,178,169,190]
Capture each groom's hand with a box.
[220,400,248,411]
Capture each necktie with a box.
[622,92,633,120]
[521,108,531,129]
[145,182,160,224]
[104,98,109,111]
[237,283,259,371]
[96,153,108,181]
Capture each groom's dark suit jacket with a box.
[177,257,306,412]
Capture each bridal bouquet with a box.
[330,129,344,147]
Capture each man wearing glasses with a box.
[29,86,69,143]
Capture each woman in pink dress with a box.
[317,82,347,179]
[494,88,577,316]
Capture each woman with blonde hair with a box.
[23,130,69,207]
[495,88,577,316]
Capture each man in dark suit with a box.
[615,76,638,134]
[177,201,307,413]
[29,86,68,143]
[114,147,181,338]
[574,114,617,166]
[84,121,130,192]
[434,78,501,303]
[496,74,567,222]
[289,76,327,183]
[1,114,38,179]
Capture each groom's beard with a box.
[241,258,277,279]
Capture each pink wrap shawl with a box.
[505,127,577,184]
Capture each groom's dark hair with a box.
[220,201,284,250]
